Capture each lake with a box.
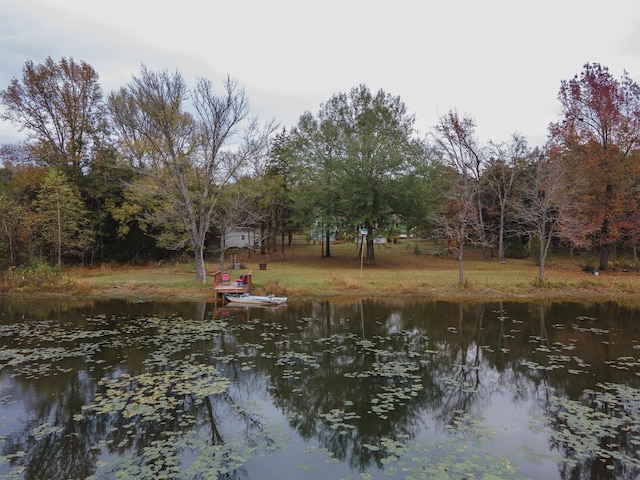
[1,297,640,479]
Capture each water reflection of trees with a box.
[245,299,640,478]
[540,379,640,480]
[0,301,273,479]
[528,304,640,480]
[3,299,640,479]
[2,370,103,480]
[248,299,442,472]
[2,361,267,480]
[235,300,512,471]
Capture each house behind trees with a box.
[224,227,262,249]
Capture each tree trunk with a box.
[538,248,546,283]
[218,235,226,272]
[281,226,285,260]
[498,208,505,260]
[365,236,376,265]
[599,245,609,271]
[538,225,555,283]
[56,198,62,268]
[194,244,206,282]
[260,222,266,255]
[457,241,464,285]
[476,183,488,260]
[364,221,375,265]
[2,219,14,266]
[324,230,331,258]
[599,217,610,270]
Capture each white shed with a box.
[223,227,261,249]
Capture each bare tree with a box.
[109,67,275,281]
[433,111,486,284]
[436,172,479,285]
[485,133,529,260]
[512,148,570,282]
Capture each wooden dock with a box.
[212,270,252,298]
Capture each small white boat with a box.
[224,293,288,306]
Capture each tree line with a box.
[1,58,639,283]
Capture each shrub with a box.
[2,258,74,292]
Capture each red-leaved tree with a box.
[549,63,640,269]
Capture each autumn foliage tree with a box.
[0,57,105,173]
[432,111,487,284]
[549,63,640,269]
[0,149,53,266]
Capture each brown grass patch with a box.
[331,276,361,289]
[253,279,289,297]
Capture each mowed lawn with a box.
[70,239,640,304]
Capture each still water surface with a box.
[1,297,640,479]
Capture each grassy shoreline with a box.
[5,241,640,305]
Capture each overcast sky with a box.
[2,0,640,148]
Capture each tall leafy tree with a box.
[290,85,425,264]
[398,152,452,238]
[0,57,105,173]
[0,59,122,265]
[549,63,640,269]
[109,67,274,281]
[0,149,16,266]
[263,128,300,259]
[34,168,91,267]
[289,107,344,258]
[82,143,139,264]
